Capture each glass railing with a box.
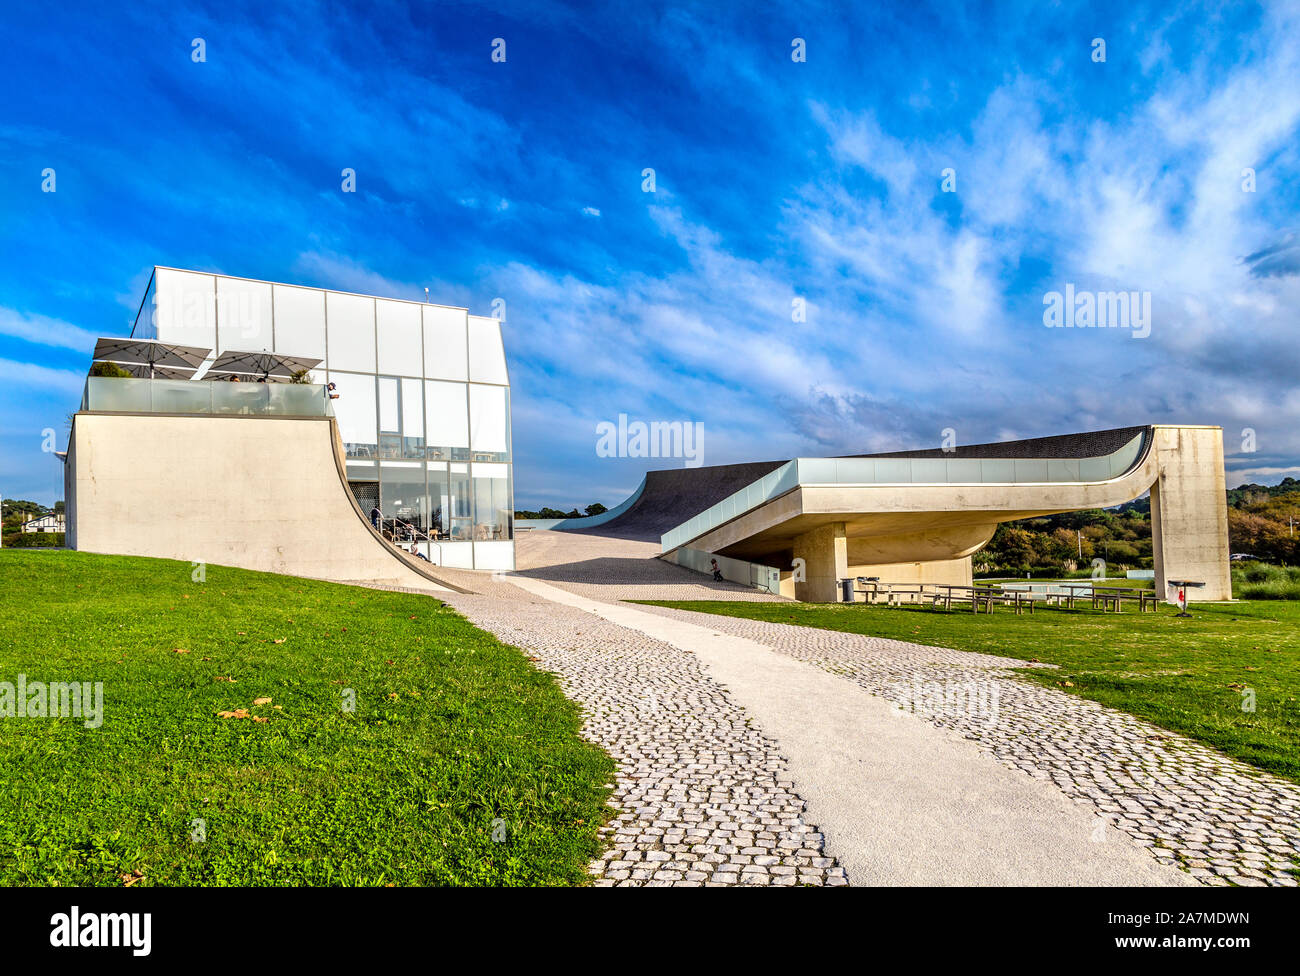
[82,377,334,417]
[660,433,1148,552]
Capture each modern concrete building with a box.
[129,267,513,570]
[62,267,513,583]
[526,425,1232,603]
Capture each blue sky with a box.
[3,0,1299,509]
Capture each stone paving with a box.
[631,603,1300,887]
[437,574,845,886]
[407,530,1300,887]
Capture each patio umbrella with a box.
[92,337,210,378]
[91,361,197,380]
[204,350,322,382]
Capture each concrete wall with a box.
[661,546,782,593]
[1150,426,1232,601]
[791,522,847,602]
[847,555,973,589]
[63,433,78,550]
[66,412,447,589]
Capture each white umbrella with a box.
[92,337,210,378]
[204,350,322,382]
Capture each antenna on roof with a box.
[424,287,429,304]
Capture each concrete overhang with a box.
[682,428,1164,565]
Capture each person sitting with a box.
[408,542,430,562]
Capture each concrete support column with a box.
[1150,427,1232,601]
[792,521,848,602]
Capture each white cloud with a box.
[0,307,99,353]
[0,358,86,395]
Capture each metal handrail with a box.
[375,515,445,565]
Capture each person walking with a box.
[370,505,382,529]
[711,558,723,582]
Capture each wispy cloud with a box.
[1,1,1299,505]
[0,308,100,353]
[0,357,86,395]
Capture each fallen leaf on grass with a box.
[253,697,272,706]
[251,716,269,723]
[173,648,190,654]
[120,870,145,887]
[214,676,237,683]
[217,709,250,719]
[271,638,286,644]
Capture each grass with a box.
[0,550,614,886]
[1233,562,1300,600]
[633,595,1300,785]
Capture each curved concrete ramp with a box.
[571,461,787,542]
[65,413,461,591]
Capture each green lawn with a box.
[633,596,1300,785]
[0,550,614,886]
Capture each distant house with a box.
[22,512,65,534]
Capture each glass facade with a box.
[144,267,513,569]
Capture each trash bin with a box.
[840,579,855,603]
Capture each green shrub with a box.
[1238,579,1300,600]
[4,532,65,548]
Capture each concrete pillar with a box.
[1150,427,1231,602]
[792,521,848,602]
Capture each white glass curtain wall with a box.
[143,268,513,569]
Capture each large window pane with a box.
[427,462,447,537]
[446,462,473,541]
[401,378,424,458]
[424,380,469,460]
[377,376,427,459]
[472,462,511,541]
[469,383,509,461]
[132,273,158,339]
[423,306,467,381]
[377,299,423,376]
[329,370,376,459]
[468,315,509,384]
[326,291,376,372]
[272,284,327,374]
[216,276,273,353]
[378,375,400,458]
[380,461,428,541]
[155,268,216,351]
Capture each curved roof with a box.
[847,425,1149,460]
[563,426,1154,544]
